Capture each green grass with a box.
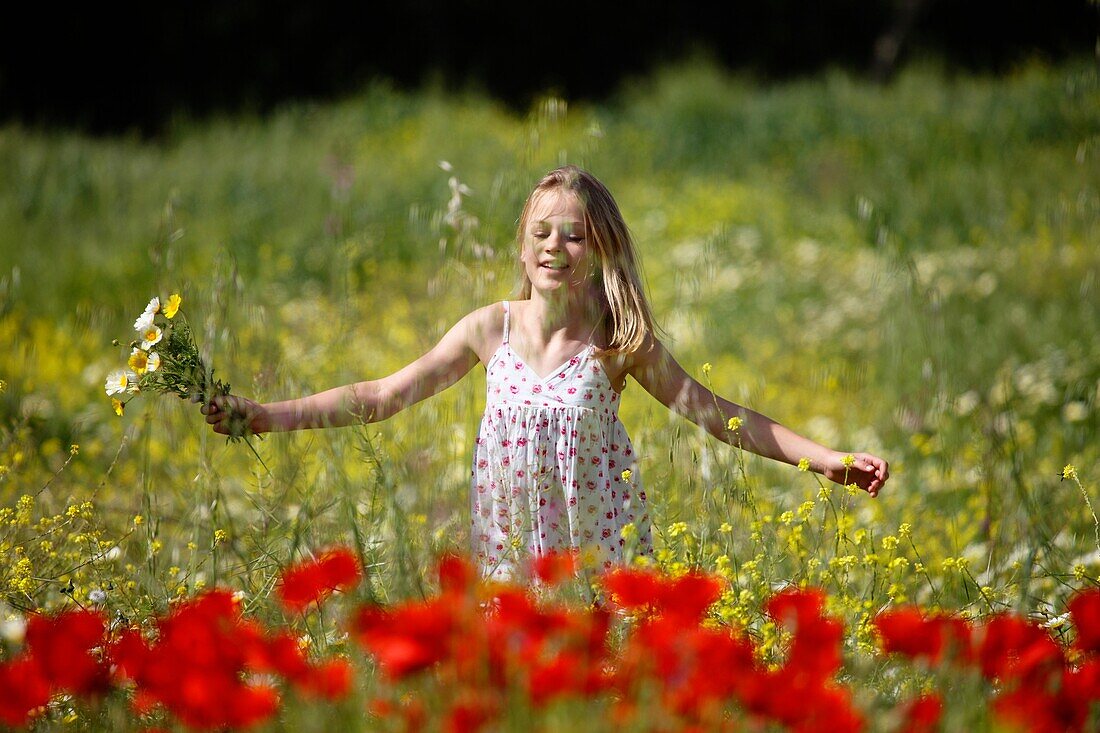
[0,58,1098,728]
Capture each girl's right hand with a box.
[199,395,270,436]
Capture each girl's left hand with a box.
[822,452,890,498]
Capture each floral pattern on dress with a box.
[470,302,652,580]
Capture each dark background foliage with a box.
[1,0,1096,135]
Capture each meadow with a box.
[0,59,1098,730]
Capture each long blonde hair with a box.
[516,166,658,355]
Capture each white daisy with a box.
[133,296,160,331]
[145,351,161,373]
[141,325,163,349]
[105,369,130,396]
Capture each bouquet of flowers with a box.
[105,294,251,440]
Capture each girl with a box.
[202,165,890,580]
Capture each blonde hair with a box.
[516,165,658,355]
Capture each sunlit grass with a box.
[0,58,1097,729]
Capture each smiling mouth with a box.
[540,263,569,271]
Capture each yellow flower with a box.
[702,362,712,375]
[127,348,150,375]
[620,469,632,482]
[1063,464,1078,481]
[719,522,733,533]
[133,514,144,526]
[898,522,912,538]
[112,398,124,416]
[69,444,79,456]
[726,416,743,432]
[214,529,228,546]
[841,454,856,469]
[164,293,182,319]
[797,457,811,472]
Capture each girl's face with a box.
[521,190,595,296]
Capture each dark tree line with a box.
[1,0,1095,135]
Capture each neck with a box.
[524,286,605,340]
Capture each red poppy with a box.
[25,608,109,695]
[530,550,577,586]
[900,693,943,733]
[277,547,362,613]
[1069,587,1100,654]
[0,657,50,726]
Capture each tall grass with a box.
[0,59,1097,723]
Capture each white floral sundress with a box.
[470,301,653,580]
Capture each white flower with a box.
[140,325,163,349]
[133,296,160,331]
[145,351,161,373]
[88,588,107,604]
[134,311,154,332]
[0,616,26,644]
[105,369,130,396]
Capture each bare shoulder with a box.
[600,332,665,392]
[458,302,507,365]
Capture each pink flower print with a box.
[557,451,566,461]
[599,393,606,402]
[568,496,577,506]
[501,439,512,447]
[516,437,528,447]
[532,384,542,394]
[583,530,594,540]
[609,459,617,469]
[514,361,523,370]
[584,391,593,400]
[610,444,619,452]
[477,459,489,469]
[510,384,519,395]
[568,447,577,457]
[567,387,577,395]
[515,470,526,478]
[586,481,597,490]
[570,356,580,366]
[539,497,547,507]
[601,528,612,539]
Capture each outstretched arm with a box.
[627,337,889,497]
[202,308,486,435]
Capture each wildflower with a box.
[798,457,811,472]
[702,362,712,375]
[164,293,182,319]
[88,589,106,604]
[1062,464,1078,481]
[531,550,577,585]
[1073,564,1087,581]
[882,535,898,551]
[0,379,5,393]
[620,469,632,482]
[145,352,161,373]
[726,416,743,432]
[841,454,856,469]
[898,522,912,538]
[139,324,163,349]
[69,444,79,456]
[719,522,732,533]
[127,348,150,375]
[133,515,144,526]
[667,521,689,538]
[277,547,362,612]
[112,399,124,416]
[105,369,130,396]
[213,529,228,545]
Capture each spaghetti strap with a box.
[501,301,510,344]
